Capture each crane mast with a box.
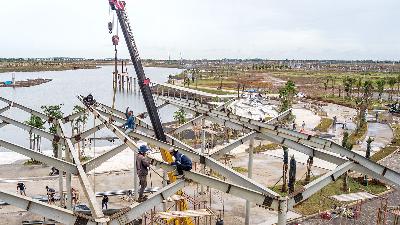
[107,5,194,225]
[109,0,167,142]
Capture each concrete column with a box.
[162,171,167,211]
[56,126,64,207]
[133,152,138,201]
[65,145,72,210]
[200,118,206,194]
[245,137,254,225]
[277,197,288,225]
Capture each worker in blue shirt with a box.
[123,107,136,134]
[169,148,192,176]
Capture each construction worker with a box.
[169,148,192,177]
[123,107,136,134]
[136,145,150,202]
[17,182,26,196]
[102,195,109,209]
[71,187,79,206]
[46,186,56,204]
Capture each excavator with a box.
[107,0,194,224]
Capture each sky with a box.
[0,0,399,60]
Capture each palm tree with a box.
[341,131,353,192]
[343,76,352,98]
[331,76,336,96]
[397,74,400,100]
[173,108,187,125]
[25,115,45,164]
[388,77,396,101]
[376,79,386,100]
[71,105,89,158]
[41,104,64,157]
[278,80,297,112]
[349,77,356,98]
[356,77,363,98]
[364,137,373,186]
[363,80,374,103]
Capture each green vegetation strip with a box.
[183,86,233,95]
[254,143,280,153]
[232,167,248,173]
[348,122,368,145]
[371,123,400,162]
[313,117,333,132]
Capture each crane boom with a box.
[107,4,194,225]
[109,0,167,142]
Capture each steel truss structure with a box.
[0,86,399,225]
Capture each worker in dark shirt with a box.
[123,107,136,134]
[169,148,192,176]
[136,145,150,202]
[46,186,56,204]
[102,195,109,209]
[17,182,26,196]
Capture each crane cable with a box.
[109,12,119,123]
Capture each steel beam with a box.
[258,133,400,188]
[106,108,279,198]
[96,107,154,133]
[85,103,280,199]
[96,102,156,131]
[58,120,105,219]
[140,101,170,118]
[161,96,400,189]
[71,123,106,144]
[265,109,292,124]
[152,161,280,210]
[109,180,185,225]
[0,190,98,225]
[0,105,11,114]
[0,139,77,174]
[62,109,89,123]
[125,130,279,198]
[97,102,126,118]
[0,97,50,121]
[211,131,257,159]
[0,122,8,128]
[83,144,126,172]
[0,115,62,143]
[170,115,204,134]
[170,99,235,134]
[287,162,354,208]
[257,133,346,165]
[206,116,249,131]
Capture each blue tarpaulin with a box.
[4,81,12,85]
[245,89,257,93]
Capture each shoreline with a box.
[0,65,100,74]
[0,62,183,74]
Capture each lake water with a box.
[0,65,182,152]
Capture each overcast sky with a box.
[1,0,399,60]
